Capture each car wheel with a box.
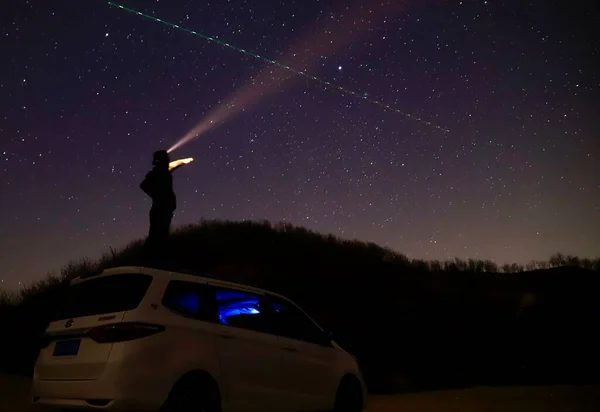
[333,376,363,412]
[161,374,221,412]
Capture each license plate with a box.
[53,339,81,357]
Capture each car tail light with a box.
[88,322,165,343]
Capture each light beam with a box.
[107,1,449,154]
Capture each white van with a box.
[32,266,366,412]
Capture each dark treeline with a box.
[1,220,598,393]
[406,252,599,274]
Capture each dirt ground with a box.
[2,373,598,411]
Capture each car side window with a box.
[214,287,270,334]
[162,280,217,322]
[267,297,330,346]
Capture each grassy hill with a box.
[1,220,599,393]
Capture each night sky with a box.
[1,0,598,288]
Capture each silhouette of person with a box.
[140,150,185,260]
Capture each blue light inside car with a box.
[220,306,259,318]
[216,289,261,324]
[216,290,256,302]
[172,292,199,314]
[171,289,264,324]
[219,301,260,324]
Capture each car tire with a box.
[160,374,221,412]
[333,375,363,412]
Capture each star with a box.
[0,0,596,288]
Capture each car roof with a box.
[72,265,289,301]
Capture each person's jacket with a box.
[140,167,176,212]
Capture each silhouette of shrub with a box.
[0,220,598,391]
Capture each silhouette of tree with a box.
[483,260,498,273]
[454,258,468,271]
[566,255,581,267]
[510,263,523,273]
[412,259,430,271]
[580,258,593,271]
[430,260,442,272]
[444,260,459,272]
[549,252,566,267]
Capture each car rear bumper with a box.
[32,394,129,410]
[31,367,170,411]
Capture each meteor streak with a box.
[107,1,449,154]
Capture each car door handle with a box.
[282,346,298,353]
[219,333,236,340]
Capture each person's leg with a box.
[144,209,160,264]
[154,212,171,243]
[154,211,173,265]
[144,207,174,266]
[147,211,157,242]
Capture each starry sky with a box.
[1,0,598,288]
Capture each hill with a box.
[1,219,599,393]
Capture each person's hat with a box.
[152,150,170,165]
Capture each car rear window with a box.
[52,274,153,321]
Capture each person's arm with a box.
[168,158,194,172]
[169,163,185,173]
